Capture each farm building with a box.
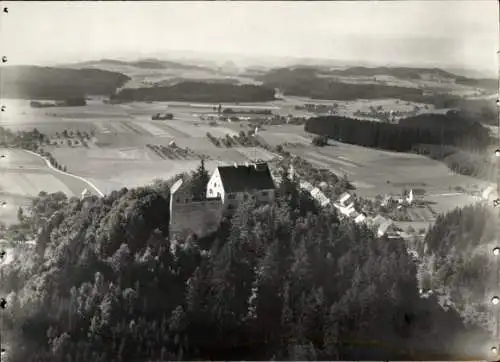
[206,162,276,210]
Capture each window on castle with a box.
[228,194,236,200]
[217,192,221,198]
[261,191,268,196]
[209,189,213,195]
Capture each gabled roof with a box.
[483,186,496,200]
[310,187,330,206]
[217,163,275,193]
[378,220,395,236]
[170,179,184,194]
[339,192,352,204]
[354,213,366,223]
[371,214,389,226]
[170,177,192,195]
[299,181,314,192]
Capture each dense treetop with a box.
[419,203,498,335]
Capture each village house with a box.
[353,212,367,224]
[338,192,352,207]
[206,162,276,210]
[367,215,397,237]
[334,192,357,218]
[310,187,331,207]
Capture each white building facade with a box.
[206,162,276,210]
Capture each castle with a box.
[169,162,276,239]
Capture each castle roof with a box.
[217,163,275,193]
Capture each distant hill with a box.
[257,67,424,100]
[454,76,497,91]
[69,58,214,72]
[326,66,458,80]
[110,81,276,103]
[257,66,497,93]
[61,58,250,89]
[0,65,130,100]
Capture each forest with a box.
[0,66,131,100]
[0,164,493,361]
[109,82,276,103]
[304,112,490,153]
[418,203,499,337]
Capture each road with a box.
[22,150,104,197]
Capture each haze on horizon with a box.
[1,0,498,76]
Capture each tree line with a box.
[109,82,276,103]
[0,165,492,362]
[304,112,491,153]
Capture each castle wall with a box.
[170,198,223,239]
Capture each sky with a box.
[1,1,498,75]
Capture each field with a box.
[0,149,102,225]
[0,95,487,227]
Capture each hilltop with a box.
[255,66,497,96]
[61,58,258,88]
[0,174,490,361]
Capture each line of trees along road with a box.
[0,165,491,362]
